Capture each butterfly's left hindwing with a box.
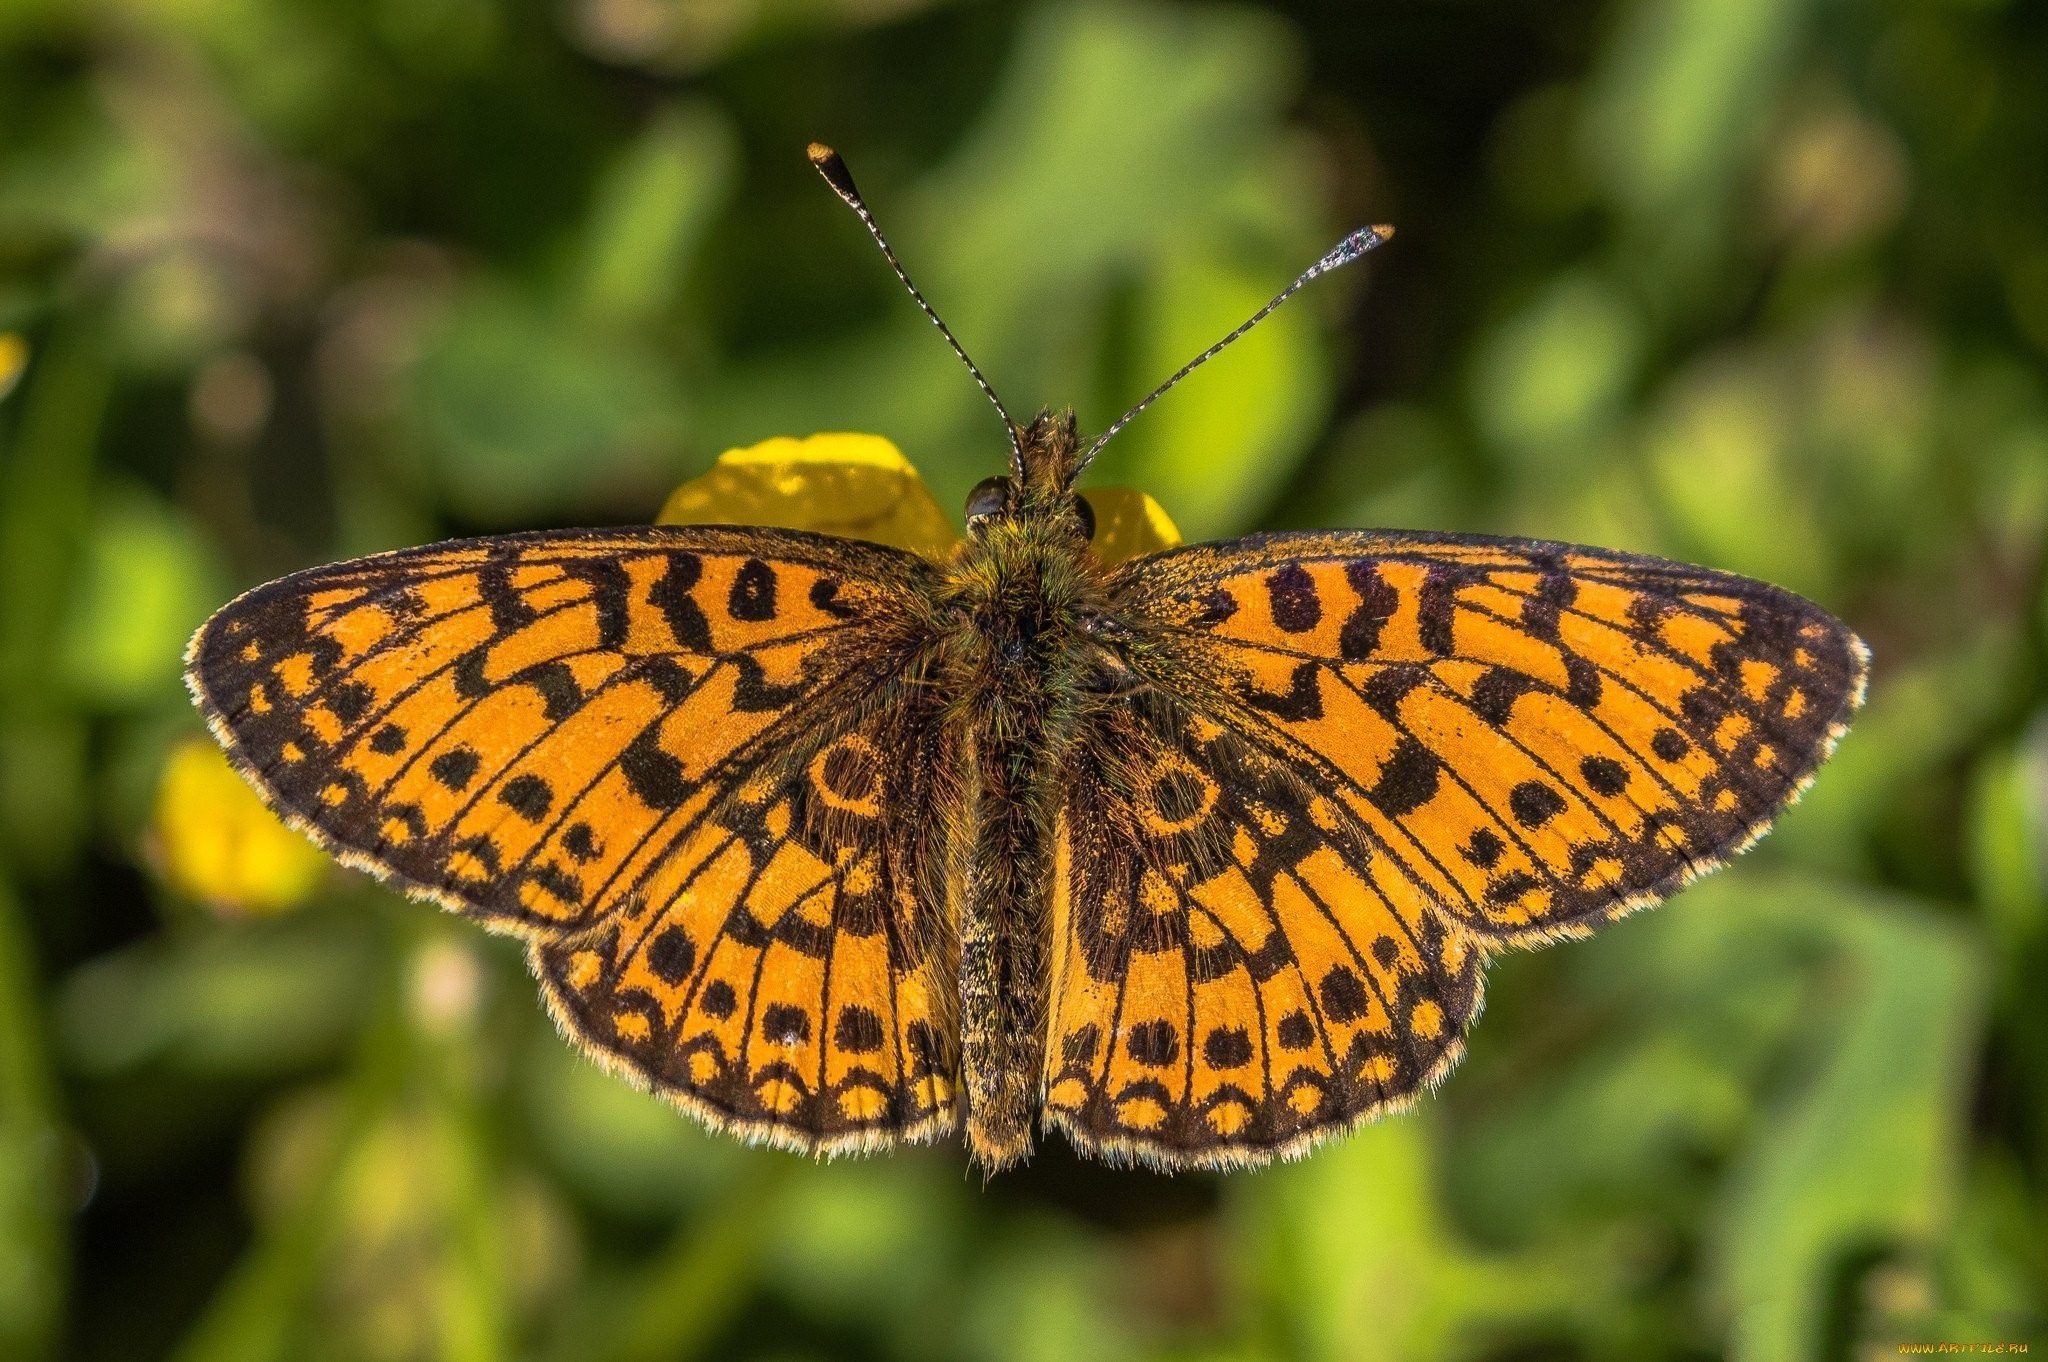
[1042,530,1865,1166]
[187,526,960,1152]
[532,680,961,1150]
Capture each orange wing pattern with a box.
[1043,705,1483,1167]
[186,527,958,1152]
[1043,531,1864,1165]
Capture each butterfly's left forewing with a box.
[188,526,960,1152]
[1044,530,1865,1167]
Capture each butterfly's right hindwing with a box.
[1042,700,1485,1168]
[187,526,959,1151]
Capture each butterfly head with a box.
[963,409,1097,544]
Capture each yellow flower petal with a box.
[153,738,326,914]
[658,432,959,559]
[1085,487,1183,564]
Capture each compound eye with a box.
[1073,494,1096,542]
[965,475,1014,527]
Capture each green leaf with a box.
[572,103,737,334]
[1695,876,1985,1362]
[1248,1118,1616,1360]
[55,483,222,709]
[960,1218,1137,1362]
[1470,269,1644,470]
[0,869,65,1362]
[1582,0,1812,229]
[56,912,377,1077]
[762,1159,965,1328]
[1641,356,1835,598]
[406,289,685,522]
[518,1018,744,1222]
[1966,719,2048,968]
[1106,241,1330,538]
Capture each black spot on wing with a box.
[760,1004,810,1045]
[1462,827,1505,868]
[1366,738,1440,817]
[562,822,602,863]
[819,744,875,801]
[1126,1020,1180,1066]
[1651,728,1690,761]
[498,774,553,819]
[1359,667,1426,720]
[327,680,373,724]
[728,558,777,622]
[1339,562,1398,661]
[1318,965,1370,1024]
[809,578,858,620]
[1579,755,1630,796]
[1239,662,1324,721]
[1471,666,1542,725]
[563,558,633,648]
[1203,1026,1253,1068]
[1265,564,1321,633]
[833,1006,885,1054]
[1508,781,1566,829]
[647,552,713,651]
[430,748,480,792]
[730,654,808,714]
[1192,588,1237,628]
[525,662,584,722]
[478,563,539,632]
[620,730,688,810]
[646,927,696,985]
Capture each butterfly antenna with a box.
[1072,224,1396,478]
[808,143,1025,478]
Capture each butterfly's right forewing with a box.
[1118,531,1867,945]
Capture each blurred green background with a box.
[2,0,2044,1359]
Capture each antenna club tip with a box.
[806,142,859,199]
[1371,224,1396,241]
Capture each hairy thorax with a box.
[938,519,1099,710]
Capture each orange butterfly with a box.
[186,146,1866,1171]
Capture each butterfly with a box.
[185,144,1867,1171]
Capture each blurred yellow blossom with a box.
[658,431,1181,562]
[0,332,27,400]
[151,738,327,914]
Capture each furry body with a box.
[930,412,1128,1167]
